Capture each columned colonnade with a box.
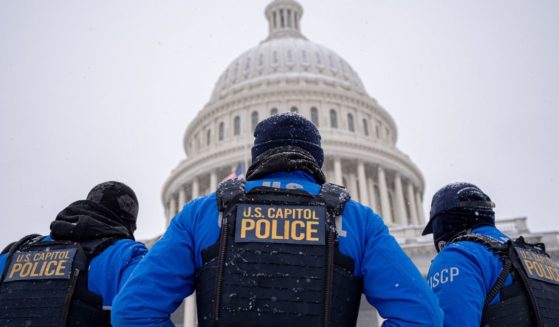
[164,157,425,227]
[325,158,425,226]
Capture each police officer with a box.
[423,182,559,327]
[112,113,443,326]
[0,181,148,326]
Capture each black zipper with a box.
[213,214,229,323]
[324,228,335,327]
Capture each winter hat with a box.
[422,182,495,249]
[86,181,139,232]
[251,112,324,167]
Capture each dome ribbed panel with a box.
[210,38,367,102]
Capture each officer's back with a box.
[112,113,443,326]
[0,181,147,327]
[423,182,559,327]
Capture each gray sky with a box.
[1,0,558,248]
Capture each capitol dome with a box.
[163,0,426,229]
[209,35,367,102]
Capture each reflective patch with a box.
[428,267,460,288]
[235,204,325,245]
[4,248,76,282]
[515,247,559,285]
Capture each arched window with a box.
[234,116,241,136]
[363,119,369,136]
[348,113,355,132]
[218,122,224,141]
[316,52,322,66]
[206,129,211,145]
[244,57,251,73]
[375,122,381,138]
[287,50,293,64]
[270,108,278,115]
[301,51,308,65]
[194,133,200,150]
[310,107,319,126]
[290,106,298,113]
[330,109,338,128]
[251,111,259,132]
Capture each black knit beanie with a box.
[86,181,139,232]
[251,112,324,167]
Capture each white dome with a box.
[163,0,426,234]
[210,38,367,102]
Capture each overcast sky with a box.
[1,0,558,248]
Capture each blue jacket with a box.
[427,226,513,327]
[113,171,443,326]
[0,236,147,308]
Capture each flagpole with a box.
[244,116,249,177]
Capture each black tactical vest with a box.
[196,179,363,327]
[450,234,559,327]
[0,234,116,327]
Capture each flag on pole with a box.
[223,162,245,181]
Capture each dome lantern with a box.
[264,0,305,41]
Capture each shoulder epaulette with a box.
[216,179,245,211]
[79,237,118,259]
[319,183,351,217]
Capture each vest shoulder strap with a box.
[79,237,119,260]
[319,183,351,216]
[450,233,509,256]
[216,180,351,216]
[450,233,513,305]
[216,179,245,211]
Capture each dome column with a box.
[192,178,200,199]
[393,173,407,226]
[348,173,359,202]
[334,158,343,186]
[377,167,392,224]
[367,177,377,212]
[184,295,197,327]
[210,171,218,193]
[357,161,369,206]
[406,182,419,225]
[168,196,177,221]
[415,191,425,224]
[178,187,187,210]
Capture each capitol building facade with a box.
[162,0,425,234]
[159,1,559,326]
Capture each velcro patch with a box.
[4,248,76,282]
[515,247,559,285]
[235,204,325,245]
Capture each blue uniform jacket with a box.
[427,226,513,327]
[112,171,443,326]
[0,236,147,308]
